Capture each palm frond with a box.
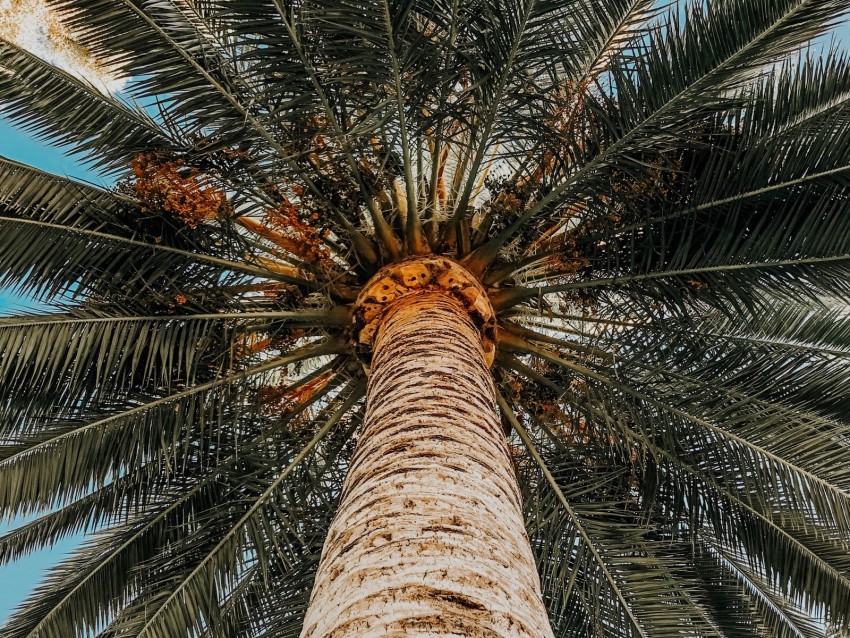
[0,39,174,171]
[103,378,364,638]
[468,0,850,266]
[0,340,345,518]
[499,393,650,638]
[0,367,360,638]
[45,0,280,155]
[0,309,346,426]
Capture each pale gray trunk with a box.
[301,291,554,637]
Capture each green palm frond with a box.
[0,340,346,517]
[95,380,363,638]
[0,157,284,302]
[47,0,277,150]
[2,371,362,638]
[0,309,346,426]
[469,0,850,265]
[0,40,174,171]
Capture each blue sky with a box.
[1,11,850,631]
[0,126,104,621]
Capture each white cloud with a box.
[0,0,125,93]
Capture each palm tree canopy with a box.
[1,0,850,636]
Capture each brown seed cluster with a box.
[124,152,230,228]
[262,199,331,266]
[257,368,335,423]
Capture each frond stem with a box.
[496,392,650,638]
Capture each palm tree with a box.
[1,0,850,635]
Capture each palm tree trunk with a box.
[301,290,554,637]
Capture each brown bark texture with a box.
[300,290,554,637]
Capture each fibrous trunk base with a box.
[301,291,553,637]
